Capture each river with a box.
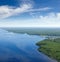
[0,29,57,62]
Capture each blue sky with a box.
[0,0,60,27]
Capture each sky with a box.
[0,0,60,27]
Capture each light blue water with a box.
[0,29,57,62]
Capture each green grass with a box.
[36,38,60,62]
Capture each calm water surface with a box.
[0,29,57,62]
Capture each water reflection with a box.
[0,29,56,62]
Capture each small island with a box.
[36,37,60,62]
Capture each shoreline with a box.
[36,38,60,62]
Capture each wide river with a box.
[0,29,57,62]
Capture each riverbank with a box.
[36,38,60,62]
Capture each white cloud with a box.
[32,12,60,27]
[0,0,33,19]
[0,2,51,19]
[26,7,51,12]
[0,4,32,19]
[0,12,60,27]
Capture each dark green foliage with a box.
[36,38,60,62]
[2,27,60,35]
